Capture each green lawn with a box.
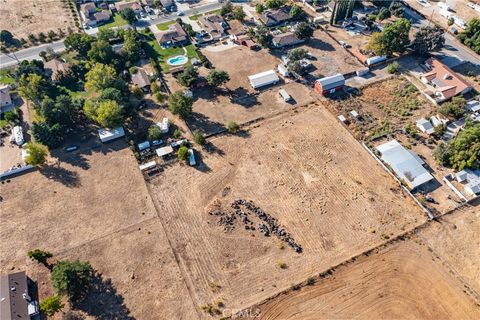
[156,21,175,31]
[0,69,15,85]
[0,119,8,129]
[190,9,222,21]
[99,14,128,30]
[143,31,200,71]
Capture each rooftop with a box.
[422,58,472,100]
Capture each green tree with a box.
[148,125,163,140]
[193,129,206,145]
[457,18,480,54]
[439,96,466,119]
[256,3,265,14]
[3,109,19,123]
[221,1,233,16]
[253,26,273,48]
[64,33,94,56]
[168,91,193,118]
[173,128,182,139]
[434,142,451,166]
[1,30,14,45]
[265,0,286,9]
[27,249,53,266]
[87,40,115,64]
[287,60,303,74]
[97,28,116,42]
[227,121,239,133]
[40,295,64,317]
[40,95,77,127]
[412,25,445,56]
[123,29,142,62]
[207,70,230,87]
[25,142,49,166]
[18,73,48,105]
[51,260,93,301]
[447,17,454,26]
[99,87,124,104]
[294,22,313,40]
[448,122,480,170]
[85,63,125,91]
[287,48,308,62]
[177,145,189,161]
[233,6,246,21]
[377,7,391,21]
[31,122,64,148]
[367,18,411,56]
[289,5,304,20]
[386,61,400,74]
[85,99,124,128]
[177,66,199,88]
[120,8,137,25]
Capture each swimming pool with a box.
[166,55,188,66]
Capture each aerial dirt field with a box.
[418,203,480,296]
[0,0,75,38]
[148,105,426,317]
[0,142,199,318]
[251,239,480,320]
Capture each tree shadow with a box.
[306,38,335,51]
[186,112,225,136]
[39,165,81,188]
[73,271,133,320]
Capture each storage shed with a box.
[156,145,174,157]
[248,70,279,89]
[98,127,125,143]
[314,74,345,96]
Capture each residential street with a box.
[0,2,222,69]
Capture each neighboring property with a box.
[198,14,228,40]
[248,70,280,89]
[159,0,175,12]
[156,145,174,157]
[455,169,480,196]
[272,32,304,48]
[258,7,291,27]
[0,84,13,113]
[0,271,39,320]
[98,127,125,143]
[131,68,150,91]
[421,58,473,103]
[416,118,435,135]
[314,74,345,96]
[44,58,71,82]
[466,100,480,113]
[80,2,112,26]
[115,0,142,13]
[154,23,188,48]
[376,139,435,190]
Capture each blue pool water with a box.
[167,55,188,66]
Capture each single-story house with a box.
[314,74,345,96]
[0,84,13,113]
[0,271,39,319]
[248,70,280,89]
[159,0,175,11]
[98,127,125,143]
[154,23,188,48]
[272,32,304,48]
[466,100,480,113]
[376,139,435,190]
[115,0,142,13]
[233,35,258,49]
[259,7,291,27]
[156,117,169,133]
[198,14,228,40]
[131,68,150,91]
[455,169,480,196]
[421,58,473,102]
[80,2,112,26]
[416,118,435,135]
[44,58,71,81]
[141,0,155,6]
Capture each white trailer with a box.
[98,127,125,143]
[188,148,196,166]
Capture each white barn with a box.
[248,70,279,89]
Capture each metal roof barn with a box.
[376,140,434,190]
[315,73,345,95]
[248,70,279,89]
[98,127,125,143]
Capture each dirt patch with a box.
[0,0,75,39]
[252,239,480,319]
[147,105,426,316]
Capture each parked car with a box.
[152,140,164,147]
[65,145,78,152]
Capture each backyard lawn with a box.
[0,69,15,85]
[99,14,128,30]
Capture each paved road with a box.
[403,6,480,67]
[0,2,222,69]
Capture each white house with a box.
[248,70,279,89]
[455,169,480,196]
[376,140,435,190]
[156,117,169,133]
[416,118,435,134]
[0,84,13,113]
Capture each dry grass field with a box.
[0,142,198,319]
[252,239,480,320]
[418,204,480,296]
[0,0,75,39]
[147,105,426,316]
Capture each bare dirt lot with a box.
[147,105,426,317]
[0,143,198,318]
[418,203,480,296]
[0,0,75,39]
[252,239,480,320]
